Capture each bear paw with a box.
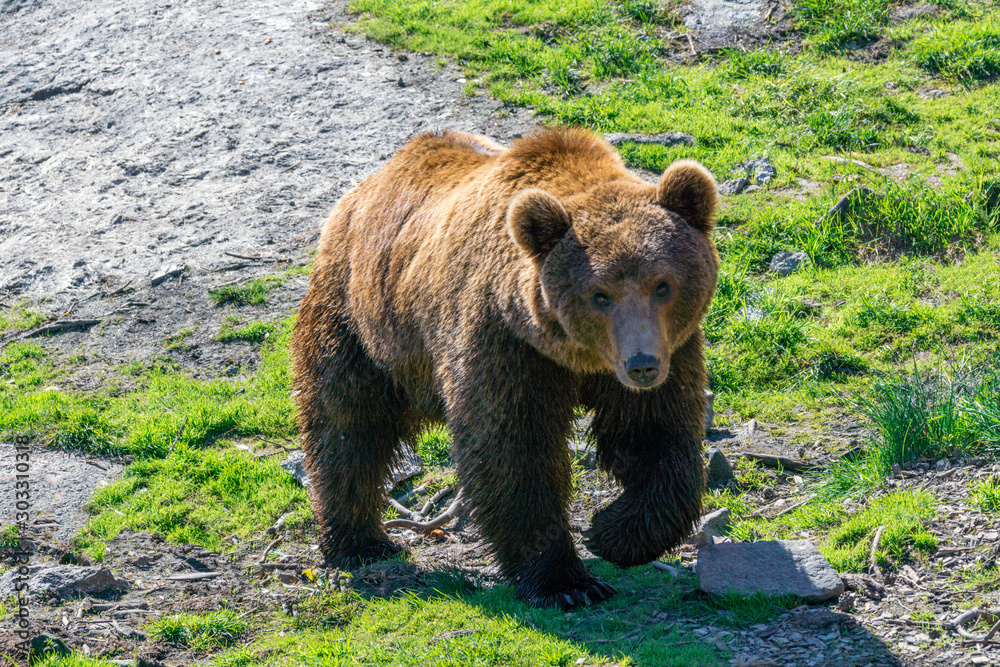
[322,536,406,568]
[584,503,672,568]
[517,573,617,610]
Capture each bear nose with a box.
[625,354,660,385]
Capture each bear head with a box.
[507,160,719,390]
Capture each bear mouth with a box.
[614,364,669,391]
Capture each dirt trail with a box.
[0,0,531,299]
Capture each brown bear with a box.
[291,127,718,609]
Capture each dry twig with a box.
[166,417,188,457]
[260,536,283,564]
[868,525,886,577]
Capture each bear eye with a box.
[654,282,671,300]
[591,291,612,310]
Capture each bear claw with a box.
[523,576,617,610]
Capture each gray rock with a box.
[0,565,129,598]
[705,446,735,488]
[683,0,766,37]
[734,156,777,185]
[604,131,695,147]
[734,304,766,322]
[280,450,309,487]
[697,540,845,603]
[150,263,186,287]
[687,507,731,547]
[388,444,422,490]
[718,176,750,196]
[768,251,810,276]
[840,572,886,600]
[703,389,715,431]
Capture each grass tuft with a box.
[149,610,247,651]
[824,360,1000,494]
[910,18,1000,83]
[822,490,937,571]
[209,276,284,306]
[794,0,889,50]
[79,446,308,554]
[216,317,276,343]
[414,423,452,467]
[972,475,1000,513]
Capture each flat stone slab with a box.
[697,539,844,604]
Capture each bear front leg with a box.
[444,335,616,610]
[582,335,708,567]
[292,313,413,568]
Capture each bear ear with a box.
[657,160,718,233]
[507,188,572,264]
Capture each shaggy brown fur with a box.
[291,127,719,609]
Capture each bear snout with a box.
[625,353,660,386]
[616,354,669,390]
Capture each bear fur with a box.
[291,127,719,609]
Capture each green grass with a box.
[78,445,309,556]
[414,423,452,467]
[909,17,1000,83]
[241,565,734,666]
[823,490,938,571]
[1,318,298,456]
[794,0,890,50]
[972,475,1000,512]
[165,326,197,351]
[216,317,277,343]
[820,359,1000,494]
[0,303,46,334]
[150,610,247,651]
[210,276,285,306]
[730,490,937,572]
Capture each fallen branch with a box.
[66,291,102,315]
[420,485,454,516]
[214,262,253,272]
[651,561,682,578]
[388,497,418,520]
[945,607,1000,641]
[260,536,283,564]
[25,318,102,338]
[738,452,817,472]
[384,493,465,534]
[224,251,279,263]
[106,280,134,297]
[868,525,885,577]
[774,494,817,517]
[395,482,430,506]
[821,155,880,173]
[166,417,188,458]
[261,562,299,570]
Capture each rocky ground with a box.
[2,0,999,665]
[2,454,998,666]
